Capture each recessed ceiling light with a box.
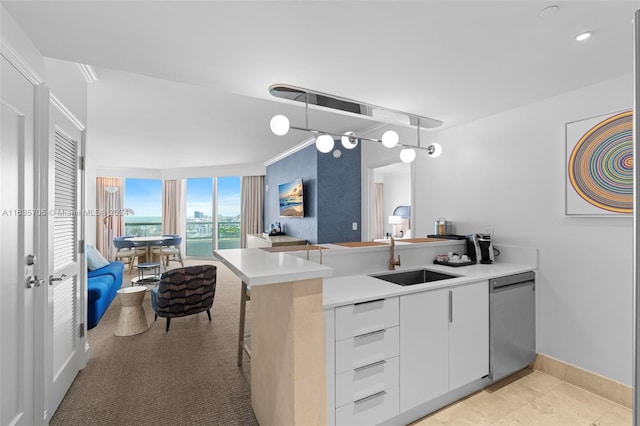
[539,5,559,18]
[575,31,592,41]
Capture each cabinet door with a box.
[449,281,489,390]
[399,289,449,412]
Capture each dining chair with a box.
[160,235,184,268]
[113,236,146,273]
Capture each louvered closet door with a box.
[46,102,84,418]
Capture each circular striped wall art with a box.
[568,111,633,214]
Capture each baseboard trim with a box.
[531,353,631,408]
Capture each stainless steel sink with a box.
[370,268,458,286]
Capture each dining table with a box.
[125,236,168,264]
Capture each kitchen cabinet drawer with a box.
[335,356,399,408]
[335,326,399,374]
[335,296,399,341]
[335,385,399,426]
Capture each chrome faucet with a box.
[389,236,401,270]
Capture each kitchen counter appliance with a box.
[467,233,495,264]
[489,271,536,382]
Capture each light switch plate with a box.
[352,222,358,230]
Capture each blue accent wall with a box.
[265,145,318,243]
[317,144,361,244]
[265,141,361,244]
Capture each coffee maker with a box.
[466,233,495,264]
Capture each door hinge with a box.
[79,323,85,338]
[79,156,85,170]
[78,240,85,253]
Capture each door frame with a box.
[364,160,415,241]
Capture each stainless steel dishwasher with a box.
[489,271,536,382]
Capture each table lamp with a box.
[389,215,402,238]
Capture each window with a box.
[186,178,214,256]
[217,176,241,249]
[124,178,162,237]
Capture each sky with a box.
[124,177,241,218]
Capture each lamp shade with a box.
[400,148,416,163]
[270,114,290,136]
[105,186,118,193]
[381,130,399,148]
[316,135,335,153]
[389,215,402,225]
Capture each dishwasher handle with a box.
[490,271,535,292]
[491,280,535,293]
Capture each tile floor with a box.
[411,369,632,425]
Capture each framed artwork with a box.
[565,109,632,216]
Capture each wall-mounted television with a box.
[279,177,304,217]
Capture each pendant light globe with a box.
[381,130,399,148]
[427,143,442,158]
[400,148,416,163]
[316,134,335,153]
[270,114,290,136]
[341,131,358,149]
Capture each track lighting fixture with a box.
[268,84,444,163]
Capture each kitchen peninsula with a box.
[213,248,332,426]
[215,240,536,426]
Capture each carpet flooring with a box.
[50,260,258,426]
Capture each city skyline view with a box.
[123,177,242,253]
[124,177,241,219]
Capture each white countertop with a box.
[214,248,332,286]
[323,262,535,309]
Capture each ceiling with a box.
[2,1,638,171]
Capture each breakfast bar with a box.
[214,248,332,426]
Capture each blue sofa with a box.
[87,261,124,329]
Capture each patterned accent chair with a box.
[150,265,217,332]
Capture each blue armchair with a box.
[150,264,217,331]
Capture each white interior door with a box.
[0,56,37,426]
[44,99,85,418]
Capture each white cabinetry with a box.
[332,297,400,425]
[399,288,449,411]
[400,281,488,412]
[449,281,489,389]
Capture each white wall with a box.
[1,5,44,79]
[414,74,633,385]
[43,57,88,125]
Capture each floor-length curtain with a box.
[162,179,184,237]
[96,177,125,260]
[373,182,384,239]
[240,176,264,248]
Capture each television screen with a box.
[279,178,304,217]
